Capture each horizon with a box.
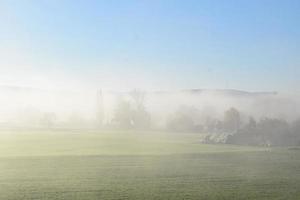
[0,84,281,94]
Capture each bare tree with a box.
[129,89,151,129]
[129,89,145,110]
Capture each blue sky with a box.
[0,0,299,91]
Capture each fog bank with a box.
[0,86,299,129]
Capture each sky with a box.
[0,0,299,92]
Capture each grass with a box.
[0,129,299,199]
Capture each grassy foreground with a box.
[0,130,299,200]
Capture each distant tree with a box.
[246,116,257,130]
[113,100,133,129]
[291,119,300,135]
[226,116,259,145]
[112,90,151,130]
[291,119,300,145]
[130,89,145,111]
[286,119,300,146]
[223,107,241,132]
[167,113,194,132]
[167,105,200,132]
[257,118,291,146]
[203,117,219,133]
[132,107,151,129]
[226,117,294,146]
[130,89,151,129]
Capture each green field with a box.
[0,130,299,200]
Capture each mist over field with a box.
[0,85,299,127]
[1,85,300,146]
[1,85,300,199]
[1,0,300,199]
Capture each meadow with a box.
[0,129,299,200]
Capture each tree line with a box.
[9,89,300,147]
[166,106,300,146]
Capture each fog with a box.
[0,85,299,130]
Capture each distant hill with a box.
[0,85,278,97]
[151,89,278,97]
[180,89,277,97]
